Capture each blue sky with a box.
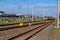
[0,0,57,18]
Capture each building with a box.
[0,13,25,21]
[0,11,4,21]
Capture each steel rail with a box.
[9,21,54,40]
[0,22,45,31]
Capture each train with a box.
[43,17,55,22]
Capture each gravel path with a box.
[48,28,59,40]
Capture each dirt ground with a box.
[48,28,60,40]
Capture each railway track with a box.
[0,22,45,31]
[9,21,53,40]
[0,21,54,40]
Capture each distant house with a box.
[0,13,25,21]
[24,14,43,21]
[0,11,4,16]
[0,11,4,21]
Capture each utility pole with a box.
[18,6,22,20]
[18,6,21,15]
[32,6,34,21]
[57,0,59,28]
[42,8,44,20]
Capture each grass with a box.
[56,28,60,40]
[59,18,60,22]
[0,20,42,25]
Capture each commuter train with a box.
[43,17,55,22]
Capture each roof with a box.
[0,14,24,17]
[0,11,4,13]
